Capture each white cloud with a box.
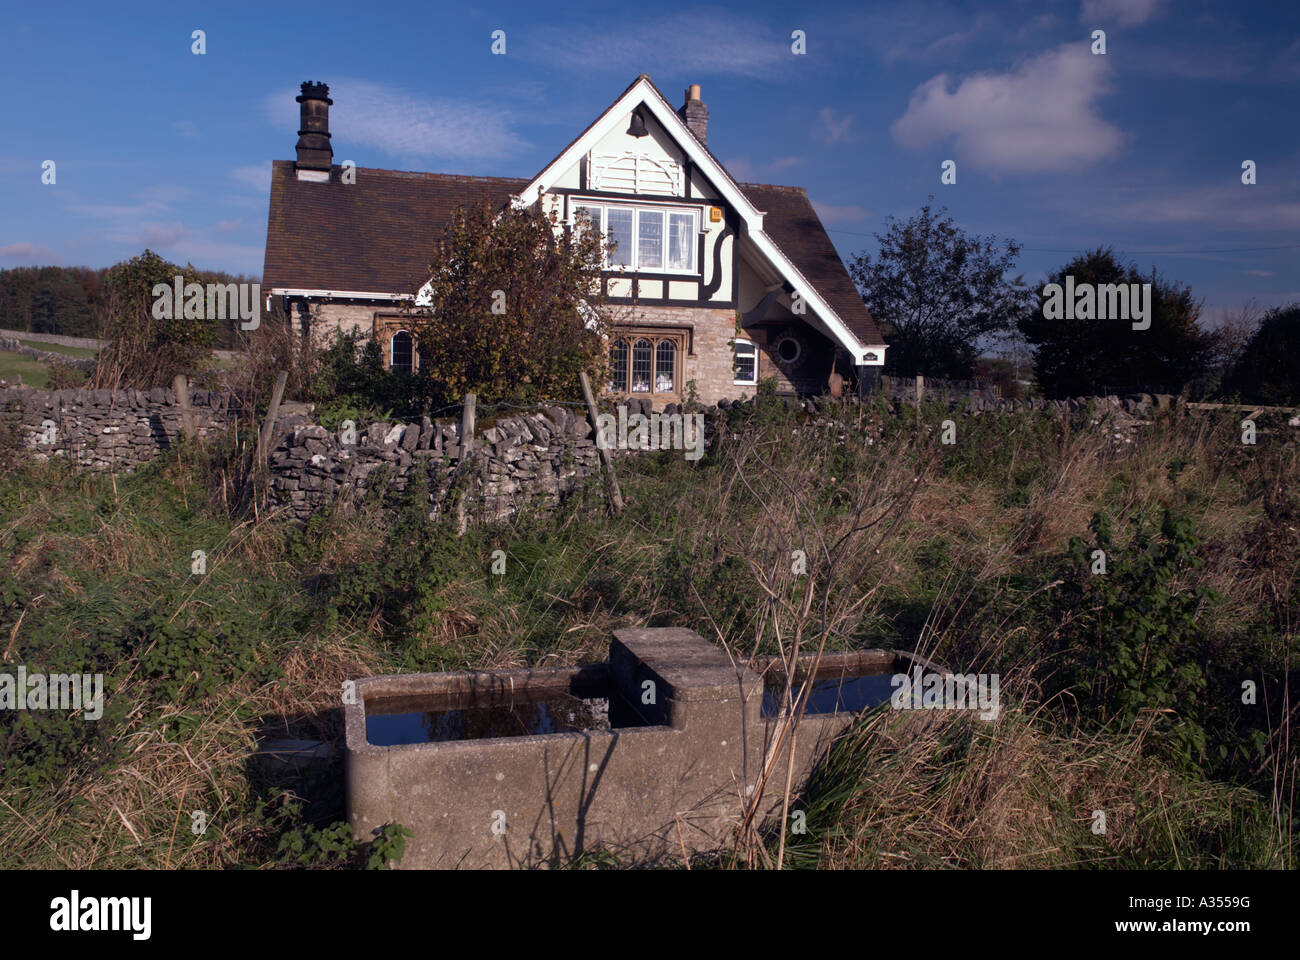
[231,164,271,194]
[1096,187,1300,230]
[812,201,869,224]
[724,157,756,181]
[264,79,527,163]
[0,242,62,265]
[891,44,1126,174]
[818,108,856,145]
[767,156,803,173]
[68,199,171,219]
[884,15,990,64]
[1080,0,1167,27]
[1274,38,1300,82]
[111,221,194,248]
[527,11,789,78]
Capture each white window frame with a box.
[734,339,758,386]
[570,198,701,275]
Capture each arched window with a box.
[391,330,413,372]
[655,340,676,393]
[609,339,628,392]
[631,338,652,393]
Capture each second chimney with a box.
[679,84,708,145]
[295,81,333,181]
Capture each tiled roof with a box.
[738,183,883,347]
[262,161,526,293]
[262,161,881,347]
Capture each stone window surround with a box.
[607,326,689,398]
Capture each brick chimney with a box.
[679,84,708,145]
[295,81,333,181]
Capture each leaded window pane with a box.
[631,338,652,393]
[655,340,676,392]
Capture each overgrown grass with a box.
[0,397,1294,868]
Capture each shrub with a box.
[403,200,610,405]
[88,250,218,390]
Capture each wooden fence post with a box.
[580,371,623,515]
[172,373,196,440]
[456,393,477,536]
[256,371,289,468]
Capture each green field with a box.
[0,350,52,387]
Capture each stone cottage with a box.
[262,76,886,406]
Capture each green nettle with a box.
[404,201,609,404]
[1054,510,1214,759]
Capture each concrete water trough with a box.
[345,628,936,868]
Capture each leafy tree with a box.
[403,200,609,404]
[1019,248,1214,398]
[89,250,217,390]
[1221,303,1300,405]
[849,197,1033,378]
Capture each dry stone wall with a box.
[0,337,97,372]
[4,383,1201,523]
[1,385,239,470]
[268,404,609,523]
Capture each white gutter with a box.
[268,288,414,301]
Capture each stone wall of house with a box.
[287,301,755,404]
[0,385,240,470]
[299,303,389,346]
[620,304,738,405]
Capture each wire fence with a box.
[879,374,1002,403]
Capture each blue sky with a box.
[1,0,1297,325]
